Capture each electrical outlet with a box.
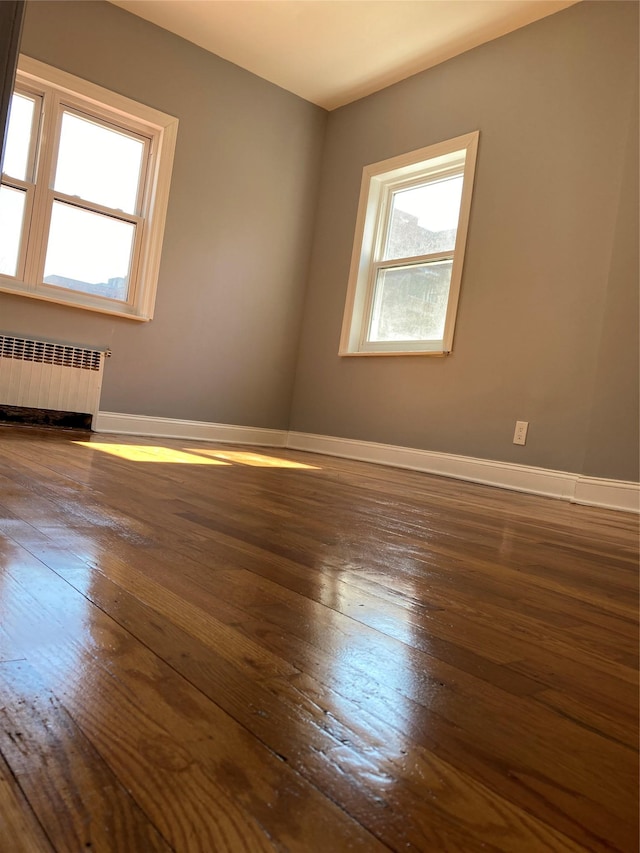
[513,420,528,445]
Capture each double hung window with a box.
[0,57,178,320]
[340,132,479,355]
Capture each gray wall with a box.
[290,0,639,481]
[3,0,326,430]
[583,85,639,481]
[3,1,638,482]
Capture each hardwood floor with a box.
[0,425,637,852]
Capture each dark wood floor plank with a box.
[244,599,636,845]
[0,659,172,852]
[0,425,637,852]
[5,541,586,852]
[0,518,301,684]
[0,749,53,852]
[0,538,389,852]
[535,687,636,749]
[45,453,634,672]
[21,501,633,763]
[2,521,632,851]
[510,651,638,731]
[36,499,633,695]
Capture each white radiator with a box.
[0,334,109,420]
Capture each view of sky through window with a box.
[0,186,25,276]
[44,202,134,300]
[1,97,144,298]
[0,58,177,318]
[385,175,463,261]
[54,112,144,214]
[2,93,35,181]
[392,175,463,232]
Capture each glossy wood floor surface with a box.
[0,425,637,852]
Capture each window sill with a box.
[0,280,150,321]
[338,349,450,357]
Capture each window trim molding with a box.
[0,55,178,321]
[339,131,479,357]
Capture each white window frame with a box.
[339,131,479,356]
[0,56,178,321]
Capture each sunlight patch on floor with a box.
[190,449,319,469]
[75,443,230,464]
[74,442,319,468]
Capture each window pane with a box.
[0,185,26,276]
[384,175,463,260]
[54,111,145,214]
[3,93,36,181]
[368,260,453,342]
[43,202,134,301]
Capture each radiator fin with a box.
[0,335,108,421]
[0,335,102,370]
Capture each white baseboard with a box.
[287,431,640,514]
[572,476,640,513]
[287,431,576,499]
[94,411,288,447]
[93,412,639,513]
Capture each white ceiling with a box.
[109,0,579,110]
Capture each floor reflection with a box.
[0,535,92,685]
[306,565,420,779]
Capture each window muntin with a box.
[0,57,178,320]
[340,132,479,356]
